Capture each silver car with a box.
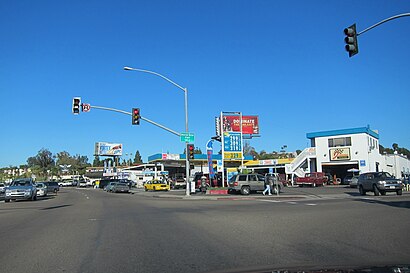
[358,172,403,196]
[35,182,48,197]
[5,178,37,202]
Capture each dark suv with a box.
[44,182,59,193]
[357,172,403,196]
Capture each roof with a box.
[306,126,379,140]
[148,153,253,162]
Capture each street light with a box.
[124,66,191,196]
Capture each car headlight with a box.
[377,181,386,185]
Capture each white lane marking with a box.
[287,202,297,204]
[258,199,281,203]
[306,203,317,206]
[86,197,89,199]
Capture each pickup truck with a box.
[295,172,327,187]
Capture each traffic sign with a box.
[82,103,91,112]
[180,132,195,143]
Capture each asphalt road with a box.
[0,188,409,273]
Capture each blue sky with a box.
[1,0,409,167]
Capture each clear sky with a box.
[1,0,409,167]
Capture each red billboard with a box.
[222,115,259,134]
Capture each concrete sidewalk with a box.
[130,186,409,201]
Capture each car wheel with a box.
[380,190,386,196]
[373,185,380,196]
[359,185,366,196]
[145,188,148,191]
[397,189,403,195]
[240,186,250,195]
[32,194,37,201]
[5,199,10,203]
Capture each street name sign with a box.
[180,132,195,143]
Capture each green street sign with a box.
[180,132,195,143]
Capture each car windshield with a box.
[12,181,31,186]
[375,172,393,179]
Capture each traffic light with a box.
[132,108,140,125]
[72,97,81,115]
[187,144,195,160]
[344,23,359,57]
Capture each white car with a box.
[35,182,48,197]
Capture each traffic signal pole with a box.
[357,13,410,36]
[344,13,410,57]
[88,105,181,137]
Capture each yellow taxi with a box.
[144,179,170,191]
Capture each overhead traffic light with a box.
[72,97,81,115]
[187,144,195,160]
[132,108,141,125]
[344,23,359,57]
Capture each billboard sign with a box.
[95,142,123,156]
[330,148,351,161]
[222,115,259,134]
[161,153,180,160]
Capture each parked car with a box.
[0,183,5,200]
[118,179,134,188]
[349,176,359,188]
[358,172,403,196]
[295,172,327,187]
[35,182,48,197]
[44,181,59,193]
[111,183,130,193]
[59,179,73,187]
[99,179,118,189]
[144,180,170,191]
[104,182,117,192]
[5,178,37,202]
[173,174,186,189]
[343,174,355,185]
[227,173,265,195]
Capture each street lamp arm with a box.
[123,66,186,92]
[358,13,410,36]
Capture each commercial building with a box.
[285,126,410,182]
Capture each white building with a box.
[286,126,410,181]
[382,152,410,179]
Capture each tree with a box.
[93,155,102,167]
[55,151,90,175]
[133,150,143,164]
[27,148,55,179]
